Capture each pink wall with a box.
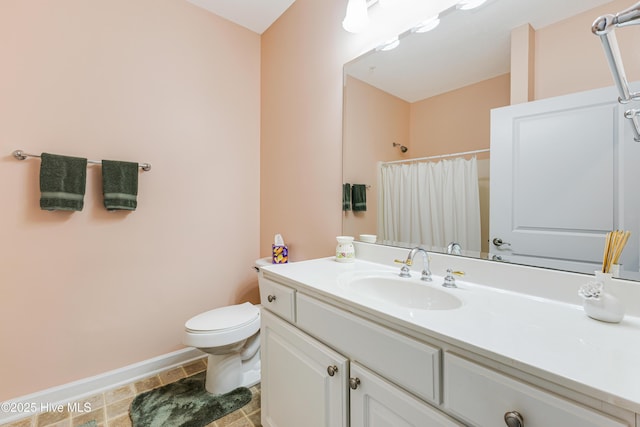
[0,0,260,400]
[535,0,640,99]
[342,76,408,239]
[260,0,371,260]
[409,74,510,158]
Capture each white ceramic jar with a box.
[335,236,355,263]
[583,271,624,323]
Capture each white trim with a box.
[0,347,204,424]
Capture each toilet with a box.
[183,301,261,395]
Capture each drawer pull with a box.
[504,411,524,427]
[267,294,277,302]
[327,365,338,376]
[349,377,361,390]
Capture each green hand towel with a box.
[352,184,367,212]
[102,160,139,211]
[39,153,87,211]
[343,183,351,211]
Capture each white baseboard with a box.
[0,347,204,425]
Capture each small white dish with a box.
[359,234,377,243]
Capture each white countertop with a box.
[262,256,640,414]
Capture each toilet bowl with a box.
[183,302,261,395]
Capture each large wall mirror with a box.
[342,0,640,281]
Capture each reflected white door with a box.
[490,85,639,274]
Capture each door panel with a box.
[490,85,640,274]
[261,309,348,427]
[350,363,463,427]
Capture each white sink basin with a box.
[339,271,462,310]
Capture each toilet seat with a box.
[184,302,260,348]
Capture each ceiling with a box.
[186,0,297,34]
[189,0,618,99]
[344,0,615,102]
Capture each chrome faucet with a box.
[447,242,462,255]
[398,247,432,281]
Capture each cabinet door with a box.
[350,363,464,427]
[261,309,348,427]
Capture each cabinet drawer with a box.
[444,353,628,427]
[296,293,441,405]
[259,276,296,322]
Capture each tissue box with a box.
[272,245,288,264]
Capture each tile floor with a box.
[2,358,261,427]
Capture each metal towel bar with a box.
[593,1,640,141]
[12,150,151,171]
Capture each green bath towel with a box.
[39,153,87,211]
[343,183,351,211]
[352,184,367,211]
[102,160,139,211]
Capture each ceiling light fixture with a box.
[456,0,487,10]
[342,0,370,33]
[411,15,440,33]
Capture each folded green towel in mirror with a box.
[39,153,87,211]
[343,183,351,211]
[102,160,139,211]
[352,184,367,212]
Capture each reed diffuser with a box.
[601,230,630,273]
[578,230,629,323]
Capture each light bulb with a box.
[342,0,370,33]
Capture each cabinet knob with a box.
[349,377,361,390]
[267,294,276,302]
[504,411,524,427]
[327,365,338,376]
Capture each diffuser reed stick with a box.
[601,230,631,273]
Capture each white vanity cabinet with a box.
[260,279,462,427]
[259,271,636,427]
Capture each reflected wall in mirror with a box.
[342,0,640,280]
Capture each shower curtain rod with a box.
[380,148,489,165]
[12,150,152,171]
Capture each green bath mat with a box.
[129,372,252,427]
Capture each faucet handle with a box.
[394,259,412,278]
[442,268,460,288]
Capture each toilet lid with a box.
[185,302,259,332]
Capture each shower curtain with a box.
[378,156,481,252]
